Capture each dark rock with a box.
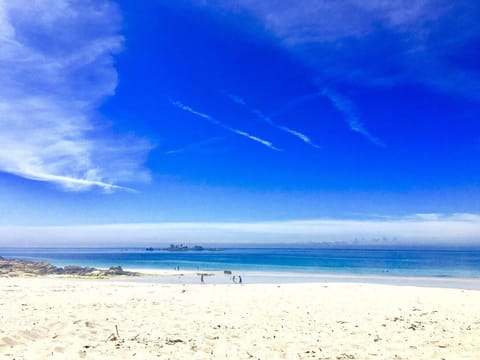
[105,266,124,275]
[0,257,139,277]
[63,265,97,275]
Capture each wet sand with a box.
[123,268,480,290]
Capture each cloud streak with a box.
[2,213,480,246]
[227,90,382,148]
[166,137,224,155]
[322,88,385,147]
[0,0,151,192]
[171,100,281,151]
[225,92,321,149]
[254,88,385,147]
[16,171,135,193]
[225,92,246,106]
[270,92,323,119]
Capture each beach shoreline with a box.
[2,253,479,290]
[121,267,480,290]
[2,252,479,290]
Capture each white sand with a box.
[1,277,479,359]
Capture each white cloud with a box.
[0,0,151,191]
[2,213,480,246]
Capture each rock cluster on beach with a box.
[0,256,139,277]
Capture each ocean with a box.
[1,246,480,279]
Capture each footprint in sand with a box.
[1,337,18,346]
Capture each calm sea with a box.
[1,246,480,278]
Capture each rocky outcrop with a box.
[0,257,139,277]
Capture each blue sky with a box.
[1,0,480,245]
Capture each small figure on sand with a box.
[238,275,242,284]
[232,275,237,284]
[200,274,204,284]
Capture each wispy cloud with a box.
[18,171,136,193]
[170,100,281,151]
[2,213,480,246]
[322,88,385,147]
[225,92,246,106]
[0,0,151,192]
[225,92,321,149]
[278,126,314,145]
[166,137,224,155]
[242,88,383,147]
[270,92,322,119]
[200,1,480,99]
[209,0,445,44]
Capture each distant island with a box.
[145,244,222,252]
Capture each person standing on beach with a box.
[200,274,204,284]
[238,275,242,284]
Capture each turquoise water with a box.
[1,246,480,278]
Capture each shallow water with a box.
[1,246,480,279]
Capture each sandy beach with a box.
[0,276,479,359]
